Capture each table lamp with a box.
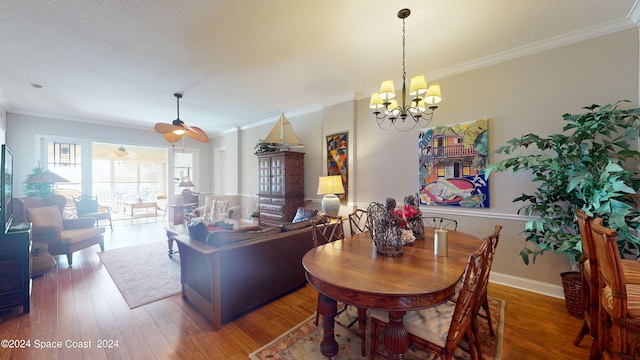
[317,175,345,216]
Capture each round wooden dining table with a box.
[302,226,482,359]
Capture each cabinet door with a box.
[258,156,272,195]
[269,154,285,196]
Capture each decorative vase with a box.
[410,218,424,239]
[366,202,403,256]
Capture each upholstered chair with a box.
[73,195,112,230]
[12,195,105,265]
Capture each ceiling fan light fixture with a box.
[114,145,128,157]
[153,93,209,144]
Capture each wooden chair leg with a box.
[573,320,590,346]
[482,299,495,336]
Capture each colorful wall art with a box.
[326,132,348,204]
[418,119,489,208]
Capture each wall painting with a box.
[418,119,489,208]
[326,132,348,204]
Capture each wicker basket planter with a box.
[560,271,583,319]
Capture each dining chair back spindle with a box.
[311,215,344,247]
[422,216,458,231]
[572,209,600,360]
[348,208,368,236]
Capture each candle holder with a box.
[434,229,448,256]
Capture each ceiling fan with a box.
[154,93,209,143]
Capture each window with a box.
[92,143,168,214]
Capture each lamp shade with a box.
[369,92,384,109]
[178,176,195,187]
[409,74,428,96]
[424,83,442,105]
[317,175,345,195]
[25,171,70,184]
[378,80,396,100]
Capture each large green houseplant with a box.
[486,101,640,266]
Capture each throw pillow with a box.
[282,214,328,232]
[27,205,64,232]
[206,199,217,224]
[217,200,229,217]
[292,207,318,223]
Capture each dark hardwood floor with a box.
[0,219,590,359]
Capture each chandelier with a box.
[369,8,442,131]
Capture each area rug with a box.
[249,297,504,360]
[97,241,180,309]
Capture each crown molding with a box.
[430,17,638,80]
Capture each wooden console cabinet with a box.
[0,223,31,314]
[257,151,305,227]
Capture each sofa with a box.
[172,213,327,330]
[191,194,242,222]
[12,195,105,265]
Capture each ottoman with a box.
[30,242,56,278]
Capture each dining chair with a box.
[573,209,600,360]
[422,216,458,231]
[590,218,640,359]
[370,239,489,360]
[573,211,640,360]
[348,208,368,236]
[473,225,502,340]
[311,215,367,356]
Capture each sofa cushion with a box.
[207,226,282,248]
[292,207,318,223]
[27,205,64,232]
[59,227,105,245]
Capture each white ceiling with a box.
[1,1,638,136]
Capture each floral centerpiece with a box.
[366,195,424,256]
[394,195,423,242]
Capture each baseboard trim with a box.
[490,271,565,299]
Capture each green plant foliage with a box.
[254,139,277,154]
[485,101,640,265]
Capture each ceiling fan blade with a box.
[155,122,184,134]
[184,126,209,143]
[162,132,184,143]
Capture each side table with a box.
[168,204,196,225]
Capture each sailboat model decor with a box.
[260,113,304,151]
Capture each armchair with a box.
[12,195,105,265]
[73,195,112,230]
[191,195,242,223]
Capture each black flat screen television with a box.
[1,144,13,233]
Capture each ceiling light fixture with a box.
[369,8,442,132]
[114,145,128,157]
[154,93,209,144]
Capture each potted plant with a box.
[485,101,640,315]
